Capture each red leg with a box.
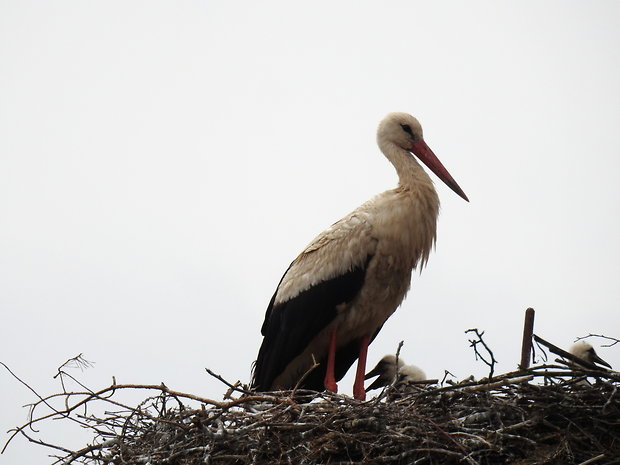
[323,328,338,393]
[353,334,370,400]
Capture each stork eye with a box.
[400,124,413,135]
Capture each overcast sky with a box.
[1,2,619,463]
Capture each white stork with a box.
[251,112,468,400]
[365,354,426,392]
[569,341,612,369]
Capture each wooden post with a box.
[519,308,535,370]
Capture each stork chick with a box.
[365,354,426,391]
[569,341,612,369]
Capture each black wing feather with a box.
[252,256,372,391]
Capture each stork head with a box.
[364,354,405,391]
[569,341,612,369]
[377,112,469,202]
[377,112,425,149]
[365,354,404,378]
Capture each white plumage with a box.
[365,354,426,392]
[400,364,427,384]
[569,341,611,369]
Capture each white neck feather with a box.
[379,140,435,192]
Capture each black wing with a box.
[251,256,372,391]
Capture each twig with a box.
[575,334,620,348]
[205,368,252,396]
[465,328,497,379]
[576,453,606,465]
[291,354,320,398]
[440,370,456,385]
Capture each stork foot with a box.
[324,379,338,393]
[353,383,366,401]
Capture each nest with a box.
[5,363,620,465]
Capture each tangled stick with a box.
[2,333,620,465]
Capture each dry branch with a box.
[3,356,620,465]
[465,328,497,379]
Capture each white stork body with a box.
[400,364,427,384]
[251,113,468,400]
[270,188,436,391]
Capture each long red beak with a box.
[410,139,469,202]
